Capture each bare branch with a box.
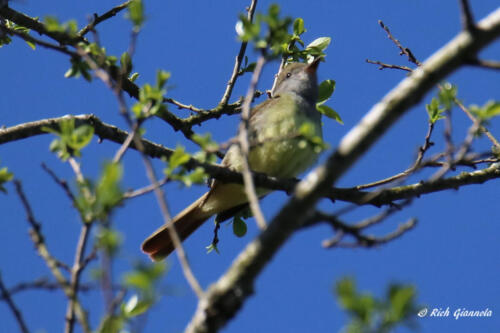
[0,274,30,333]
[41,163,76,204]
[458,0,476,31]
[123,177,169,199]
[0,6,85,45]
[0,24,77,57]
[356,122,435,190]
[366,59,413,72]
[219,0,258,107]
[238,55,268,230]
[466,58,500,69]
[13,181,91,333]
[65,223,92,333]
[78,1,133,37]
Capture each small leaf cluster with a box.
[336,277,419,333]
[470,100,500,121]
[132,70,170,118]
[316,79,342,124]
[236,5,332,63]
[76,162,124,223]
[164,146,211,187]
[97,261,167,332]
[426,83,457,124]
[126,0,145,30]
[0,20,35,49]
[236,4,292,55]
[44,16,78,37]
[65,42,119,81]
[286,17,331,64]
[0,164,13,193]
[43,118,94,160]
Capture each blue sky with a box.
[1,1,500,332]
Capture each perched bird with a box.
[142,58,323,260]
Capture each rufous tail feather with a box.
[141,192,212,261]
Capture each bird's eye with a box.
[286,72,292,78]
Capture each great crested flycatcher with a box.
[142,58,323,260]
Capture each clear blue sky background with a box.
[1,1,500,332]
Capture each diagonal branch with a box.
[458,0,476,31]
[237,55,268,230]
[218,0,258,107]
[78,1,133,37]
[0,274,30,333]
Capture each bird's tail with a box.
[141,191,212,261]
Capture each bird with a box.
[142,58,323,260]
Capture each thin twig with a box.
[64,223,92,333]
[238,54,268,230]
[41,163,76,203]
[81,35,204,298]
[13,181,91,333]
[0,274,30,333]
[366,59,412,72]
[0,24,77,57]
[324,218,417,248]
[123,177,169,199]
[375,20,500,148]
[467,58,500,70]
[219,0,258,107]
[356,122,435,190]
[458,0,476,31]
[78,1,133,37]
[0,278,95,298]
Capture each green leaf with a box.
[232,216,247,237]
[191,133,219,151]
[0,166,14,193]
[316,104,343,124]
[470,100,500,120]
[156,69,170,89]
[180,167,207,187]
[206,242,220,254]
[129,72,140,82]
[69,125,94,150]
[386,285,416,323]
[43,118,93,160]
[122,294,152,317]
[95,228,122,255]
[120,52,132,75]
[293,18,305,36]
[438,82,457,111]
[426,97,445,124]
[306,37,331,51]
[128,0,145,28]
[97,315,124,333]
[44,16,78,36]
[168,146,191,171]
[317,79,336,105]
[123,262,166,291]
[95,162,123,213]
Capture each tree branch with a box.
[458,0,476,31]
[78,1,133,37]
[0,273,30,333]
[237,55,268,230]
[218,0,258,107]
[13,181,91,333]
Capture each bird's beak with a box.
[305,57,322,74]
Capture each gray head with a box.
[272,58,320,105]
